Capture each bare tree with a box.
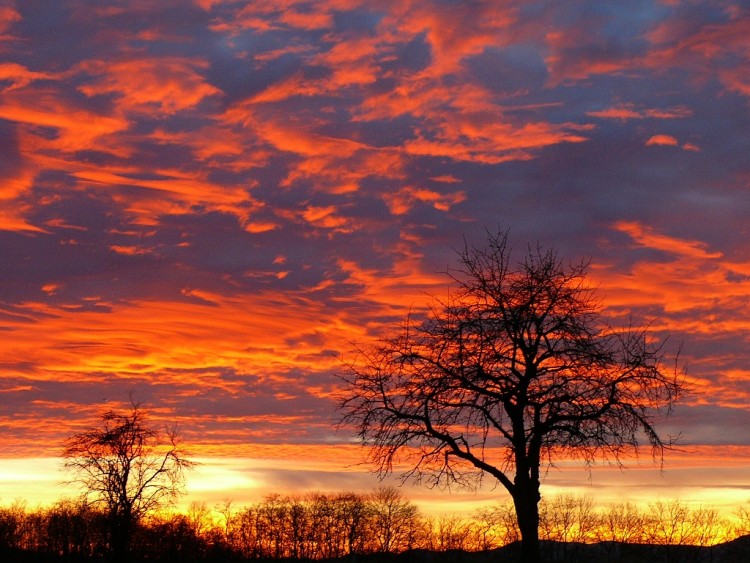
[339,229,684,563]
[539,493,598,562]
[733,502,750,538]
[473,501,520,550]
[62,400,195,562]
[334,491,370,556]
[597,501,647,544]
[367,486,423,553]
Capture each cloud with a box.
[644,5,750,99]
[644,134,700,151]
[586,103,693,121]
[614,221,722,260]
[0,88,129,152]
[381,0,519,75]
[382,185,466,215]
[645,134,679,146]
[217,0,340,34]
[77,58,223,114]
[0,63,54,92]
[0,5,21,35]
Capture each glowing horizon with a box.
[1,0,750,520]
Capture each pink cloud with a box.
[0,5,20,35]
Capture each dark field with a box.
[4,537,750,563]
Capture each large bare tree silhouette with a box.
[340,230,684,563]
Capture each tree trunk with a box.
[109,510,132,563]
[513,487,541,563]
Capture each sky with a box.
[1,0,750,516]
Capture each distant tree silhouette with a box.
[367,486,423,553]
[0,490,747,561]
[734,503,750,538]
[339,229,685,563]
[597,501,647,545]
[62,400,194,563]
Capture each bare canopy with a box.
[62,400,195,561]
[339,230,684,563]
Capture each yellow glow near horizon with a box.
[2,453,749,521]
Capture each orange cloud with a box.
[647,10,750,60]
[109,245,153,256]
[250,115,365,158]
[358,76,590,164]
[0,212,47,233]
[430,175,461,183]
[645,11,750,99]
[643,134,700,151]
[1,292,355,385]
[0,269,450,464]
[77,58,222,114]
[382,185,466,215]
[300,204,352,231]
[214,3,592,200]
[276,149,406,195]
[0,5,20,35]
[544,27,631,86]
[279,8,333,30]
[275,203,352,231]
[212,0,344,35]
[192,0,220,10]
[589,223,750,331]
[253,45,313,64]
[615,221,722,260]
[0,62,54,92]
[243,221,279,233]
[223,100,410,195]
[645,134,679,146]
[382,1,517,75]
[719,67,750,98]
[544,7,749,95]
[50,156,274,231]
[0,88,129,153]
[247,73,323,104]
[308,35,382,88]
[403,120,588,164]
[587,104,693,121]
[0,167,49,232]
[335,251,447,321]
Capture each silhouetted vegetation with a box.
[340,229,685,562]
[2,490,750,563]
[61,401,195,562]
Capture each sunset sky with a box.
[1,0,750,516]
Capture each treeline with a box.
[2,489,750,562]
